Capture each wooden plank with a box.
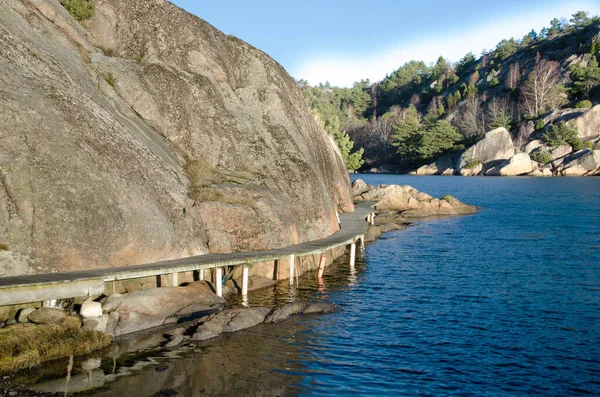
[0,279,105,306]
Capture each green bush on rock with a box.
[61,0,96,21]
[575,100,592,108]
[531,151,552,164]
[543,121,578,148]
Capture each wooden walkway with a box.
[0,202,375,306]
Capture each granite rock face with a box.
[0,0,353,276]
[569,105,600,140]
[457,127,515,171]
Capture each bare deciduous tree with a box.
[506,62,521,90]
[455,95,485,139]
[486,96,515,129]
[520,54,562,117]
[514,123,531,148]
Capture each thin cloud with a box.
[293,3,600,87]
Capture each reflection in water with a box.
[17,253,365,396]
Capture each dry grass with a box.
[190,188,257,209]
[184,159,257,208]
[0,316,111,373]
[183,159,223,187]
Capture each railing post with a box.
[242,265,249,297]
[317,253,326,278]
[289,255,295,285]
[215,267,223,297]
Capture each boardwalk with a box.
[0,202,375,306]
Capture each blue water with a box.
[25,175,600,396]
[291,175,600,396]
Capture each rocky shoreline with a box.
[0,182,478,395]
[410,126,600,177]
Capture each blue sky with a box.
[171,1,600,87]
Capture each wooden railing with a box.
[0,203,375,306]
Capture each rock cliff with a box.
[0,0,353,276]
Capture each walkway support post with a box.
[215,267,223,297]
[360,234,365,250]
[370,212,375,225]
[289,255,295,285]
[242,265,249,297]
[170,272,178,287]
[199,269,205,281]
[317,253,326,278]
[350,242,356,267]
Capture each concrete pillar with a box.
[242,265,249,297]
[215,267,223,297]
[289,255,295,285]
[349,242,356,267]
[317,253,326,278]
[199,269,205,281]
[370,212,375,225]
[360,235,365,250]
[170,272,178,287]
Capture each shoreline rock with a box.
[188,302,338,343]
[352,179,478,217]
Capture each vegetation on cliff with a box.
[299,11,600,171]
[61,0,96,21]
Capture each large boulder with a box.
[499,153,534,176]
[457,127,515,171]
[569,105,600,140]
[106,281,225,336]
[0,0,352,277]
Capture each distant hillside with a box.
[299,11,600,172]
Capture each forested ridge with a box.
[299,11,600,172]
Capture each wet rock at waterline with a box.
[192,307,272,341]
[264,302,338,323]
[188,303,339,343]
